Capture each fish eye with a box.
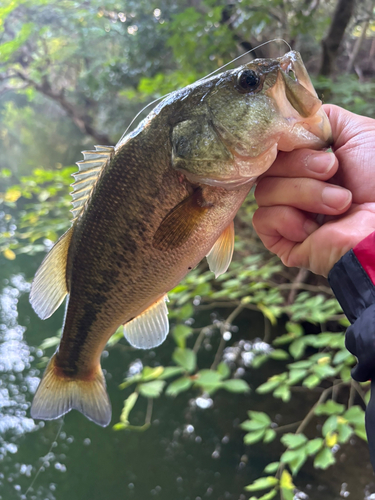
[237,70,261,93]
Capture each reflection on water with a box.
[0,276,35,439]
[0,274,39,498]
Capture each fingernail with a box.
[306,152,335,174]
[322,185,352,210]
[303,219,319,235]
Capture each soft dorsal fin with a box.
[206,220,235,278]
[71,145,114,221]
[29,226,73,319]
[123,295,169,349]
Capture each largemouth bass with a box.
[30,51,331,426]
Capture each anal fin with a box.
[206,220,234,278]
[31,353,111,427]
[124,295,169,349]
[30,227,73,319]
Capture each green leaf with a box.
[273,384,290,402]
[269,349,289,360]
[344,406,365,426]
[172,324,193,348]
[281,433,308,449]
[280,448,302,464]
[257,303,277,325]
[40,336,61,350]
[138,380,166,398]
[159,366,184,379]
[248,411,271,425]
[289,449,308,475]
[288,360,313,369]
[165,376,193,396]
[178,302,194,320]
[338,423,353,443]
[280,487,294,500]
[340,366,352,383]
[354,424,367,441]
[217,362,230,379]
[263,462,279,474]
[119,392,138,425]
[303,374,321,388]
[172,348,196,372]
[241,420,268,432]
[263,429,276,443]
[333,349,354,365]
[315,400,345,416]
[221,379,250,393]
[314,447,335,469]
[244,429,266,445]
[141,366,164,381]
[280,470,295,498]
[0,23,34,63]
[313,364,336,378]
[286,322,304,336]
[257,489,278,500]
[289,338,306,359]
[245,476,279,491]
[306,438,323,455]
[195,369,224,393]
[257,377,282,394]
[322,415,338,437]
[287,369,307,385]
[252,354,268,369]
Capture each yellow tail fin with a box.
[31,354,111,427]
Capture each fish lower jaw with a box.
[190,175,257,190]
[178,144,279,190]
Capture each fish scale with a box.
[29,51,332,426]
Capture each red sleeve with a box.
[353,231,375,286]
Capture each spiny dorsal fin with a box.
[71,145,115,221]
[30,227,73,319]
[206,220,235,278]
[123,295,169,349]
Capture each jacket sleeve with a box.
[328,231,375,468]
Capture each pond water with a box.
[1,256,375,500]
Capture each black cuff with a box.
[328,250,375,324]
[345,304,375,382]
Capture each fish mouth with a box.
[270,51,332,150]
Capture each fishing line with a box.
[24,418,65,498]
[195,38,292,82]
[117,38,291,145]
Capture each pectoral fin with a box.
[153,189,211,251]
[124,295,169,349]
[206,221,234,278]
[29,227,73,319]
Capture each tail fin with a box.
[31,354,111,427]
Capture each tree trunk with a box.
[346,20,369,73]
[319,0,356,76]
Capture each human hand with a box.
[252,104,375,277]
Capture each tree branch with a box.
[13,71,111,144]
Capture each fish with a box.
[29,51,332,427]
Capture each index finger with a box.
[260,149,338,180]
